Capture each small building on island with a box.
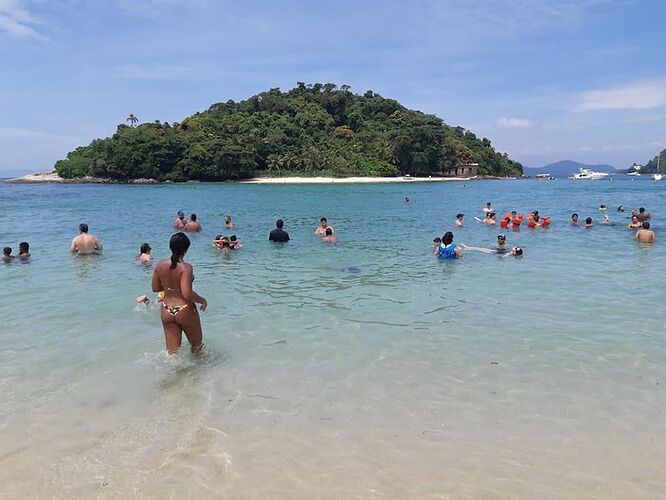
[442,162,479,178]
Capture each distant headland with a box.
[49,83,522,182]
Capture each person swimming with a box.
[585,217,593,228]
[213,234,231,251]
[571,213,579,225]
[628,215,641,229]
[494,234,508,253]
[151,233,207,354]
[137,243,152,263]
[184,213,202,232]
[454,213,464,227]
[635,221,656,243]
[225,215,234,229]
[17,242,30,260]
[70,223,103,255]
[321,227,337,243]
[229,235,243,249]
[2,247,13,263]
[435,231,462,259]
[316,217,334,235]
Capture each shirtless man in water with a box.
[70,223,103,254]
[635,222,656,243]
[315,217,334,235]
[184,213,202,232]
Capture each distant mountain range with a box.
[524,160,618,177]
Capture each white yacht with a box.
[652,155,662,181]
[569,167,610,180]
[627,164,642,176]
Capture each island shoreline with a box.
[4,171,491,185]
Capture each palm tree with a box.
[126,114,138,127]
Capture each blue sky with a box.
[1,0,665,175]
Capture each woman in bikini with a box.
[151,233,208,354]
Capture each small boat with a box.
[627,163,642,176]
[652,155,662,181]
[535,173,555,180]
[569,167,610,180]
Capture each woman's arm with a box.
[180,264,207,310]
[151,267,163,292]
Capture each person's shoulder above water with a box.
[321,227,337,242]
[17,241,30,260]
[635,222,656,243]
[315,217,334,235]
[70,223,103,254]
[435,231,462,259]
[2,246,13,263]
[269,219,290,242]
[184,213,201,232]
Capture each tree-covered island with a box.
[55,83,523,181]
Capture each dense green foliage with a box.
[641,148,666,174]
[55,83,523,180]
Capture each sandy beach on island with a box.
[4,172,473,184]
[241,175,470,184]
[5,171,66,183]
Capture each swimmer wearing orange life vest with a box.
[527,211,551,228]
[504,211,523,228]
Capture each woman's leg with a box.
[177,307,204,353]
[160,310,183,354]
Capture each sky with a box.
[1,0,666,175]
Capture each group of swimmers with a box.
[433,201,657,260]
[2,241,30,263]
[569,205,656,243]
[136,213,340,353]
[433,232,523,259]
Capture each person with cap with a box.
[494,234,508,253]
[174,211,188,229]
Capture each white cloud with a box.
[0,0,42,39]
[496,117,533,128]
[577,78,666,110]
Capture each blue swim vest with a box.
[437,243,458,259]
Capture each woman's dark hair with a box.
[169,232,190,269]
[3,247,11,256]
[325,227,333,235]
[585,217,592,224]
[442,232,454,245]
[19,242,29,253]
[572,213,578,219]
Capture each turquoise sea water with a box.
[1,178,665,498]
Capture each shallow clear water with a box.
[1,178,665,498]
